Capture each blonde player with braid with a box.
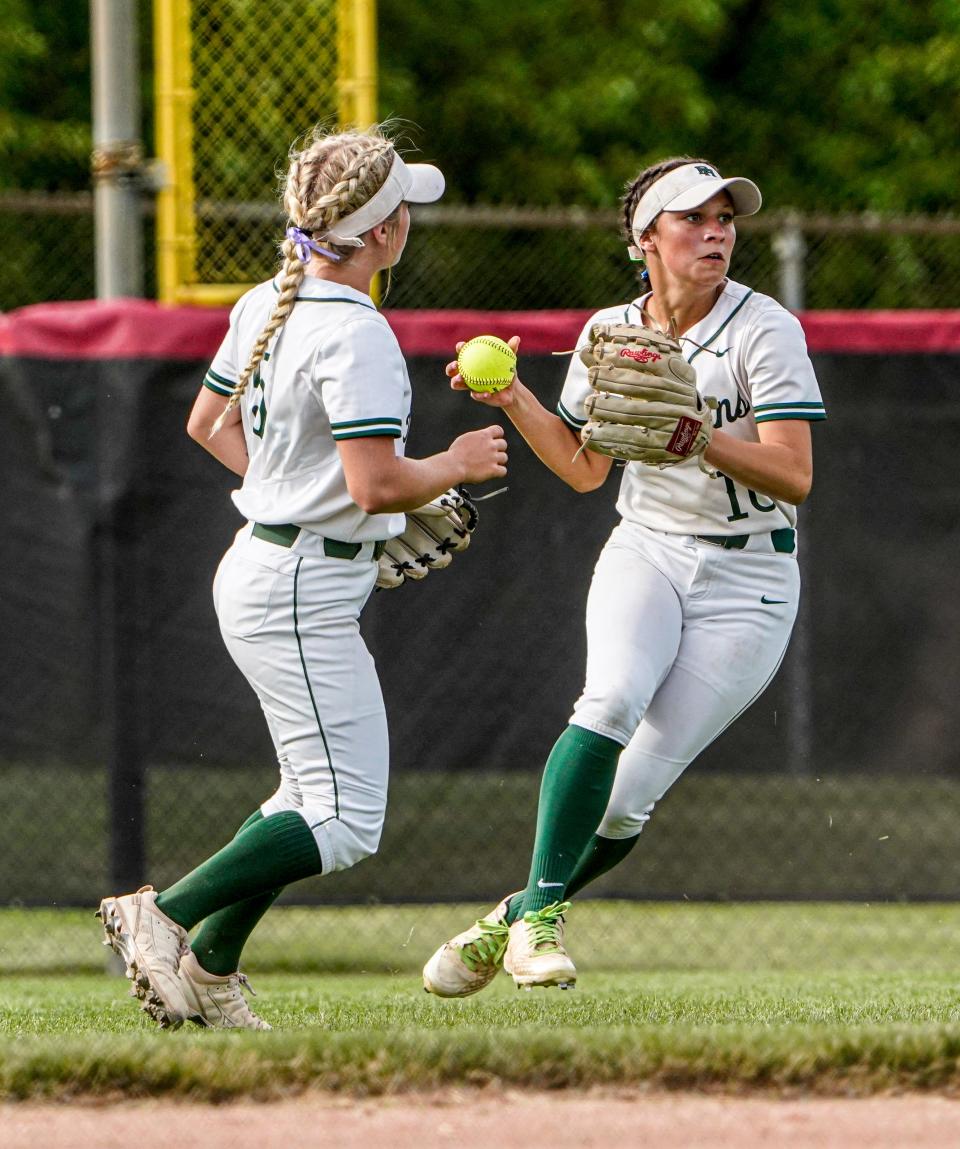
[98,125,508,1030]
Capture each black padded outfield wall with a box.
[3,302,960,904]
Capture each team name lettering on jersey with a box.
[560,280,825,537]
[620,346,661,364]
[713,392,751,429]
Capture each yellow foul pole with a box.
[338,0,378,128]
[153,0,197,304]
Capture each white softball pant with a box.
[213,524,388,873]
[572,519,800,840]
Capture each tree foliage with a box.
[380,0,735,206]
[1,0,958,215]
[380,0,960,213]
[0,1,90,189]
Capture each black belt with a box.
[695,528,796,554]
[252,522,386,561]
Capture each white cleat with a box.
[422,892,520,998]
[505,901,577,991]
[178,950,272,1030]
[98,885,191,1028]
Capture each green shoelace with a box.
[522,901,571,953]
[460,919,509,972]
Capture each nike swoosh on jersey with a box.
[761,595,789,605]
[680,340,730,359]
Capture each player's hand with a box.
[448,424,508,483]
[447,336,521,408]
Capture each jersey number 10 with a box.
[722,474,777,521]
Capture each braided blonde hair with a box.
[211,126,397,435]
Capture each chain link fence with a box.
[4,190,960,311]
[4,308,960,979]
[153,0,374,303]
[172,0,339,296]
[4,179,960,982]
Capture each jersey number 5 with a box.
[251,352,270,438]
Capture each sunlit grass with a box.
[4,904,960,1097]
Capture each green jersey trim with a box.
[203,367,236,396]
[271,282,377,308]
[687,290,754,363]
[330,415,403,440]
[754,400,827,423]
[331,416,403,429]
[755,410,828,423]
[754,400,825,411]
[332,427,403,440]
[558,399,586,429]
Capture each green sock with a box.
[155,810,321,930]
[190,889,283,976]
[233,809,267,837]
[182,809,278,976]
[519,725,622,916]
[565,833,640,900]
[503,892,524,926]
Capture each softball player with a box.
[424,157,826,995]
[98,125,508,1029]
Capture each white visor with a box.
[322,153,445,246]
[630,163,762,246]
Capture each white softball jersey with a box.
[558,279,826,538]
[204,275,410,543]
[560,279,825,841]
[201,274,413,873]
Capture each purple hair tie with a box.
[285,225,341,264]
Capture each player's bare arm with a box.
[186,387,249,476]
[704,419,812,505]
[338,428,507,515]
[447,339,613,493]
[503,381,613,492]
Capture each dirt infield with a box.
[5,1090,960,1148]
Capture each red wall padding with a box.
[4,298,960,360]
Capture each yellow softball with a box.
[457,335,517,393]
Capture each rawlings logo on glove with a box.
[578,322,716,473]
[376,487,479,590]
[619,345,662,365]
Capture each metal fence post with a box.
[91,1,147,901]
[787,507,815,779]
[91,0,144,299]
[96,374,147,896]
[771,214,813,776]
[772,213,806,312]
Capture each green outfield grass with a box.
[2,902,960,1098]
[6,900,960,977]
[3,970,960,1098]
